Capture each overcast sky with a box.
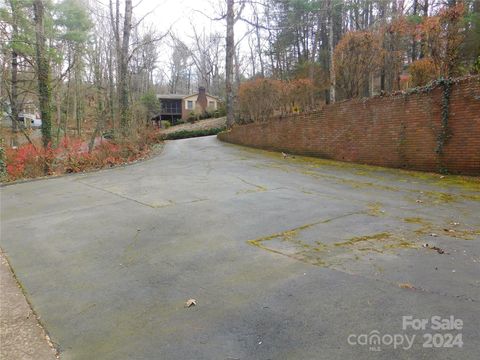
[130,0,252,84]
[135,0,227,38]
[89,0,256,85]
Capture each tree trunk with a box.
[33,0,52,149]
[55,82,61,144]
[446,0,459,78]
[419,0,429,58]
[64,58,71,139]
[379,2,386,92]
[249,40,256,76]
[89,52,104,153]
[226,0,235,127]
[412,0,418,61]
[328,0,335,103]
[107,45,115,132]
[9,0,20,147]
[119,0,133,135]
[255,14,264,77]
[234,48,241,90]
[74,55,79,136]
[187,66,191,94]
[10,41,19,144]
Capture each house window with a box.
[187,100,194,110]
[208,101,216,109]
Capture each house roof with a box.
[156,93,222,101]
[183,93,222,101]
[156,94,188,100]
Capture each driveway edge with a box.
[0,249,59,359]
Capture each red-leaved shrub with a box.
[4,129,161,181]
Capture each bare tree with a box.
[168,36,193,94]
[187,26,224,94]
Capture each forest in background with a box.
[235,0,479,121]
[0,0,479,179]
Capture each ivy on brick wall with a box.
[401,77,454,170]
[436,78,453,156]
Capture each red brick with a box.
[219,77,480,175]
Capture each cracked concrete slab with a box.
[1,136,479,359]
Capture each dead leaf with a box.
[399,282,415,289]
[431,246,445,254]
[184,299,197,308]
[422,243,445,254]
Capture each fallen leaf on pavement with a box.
[184,299,197,308]
[431,246,445,254]
[422,243,445,254]
[399,283,415,289]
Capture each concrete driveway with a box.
[1,136,479,359]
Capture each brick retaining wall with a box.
[218,77,480,175]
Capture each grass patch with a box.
[163,127,226,140]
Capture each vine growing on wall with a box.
[435,78,453,157]
[399,77,455,172]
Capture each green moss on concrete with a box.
[334,232,392,247]
[367,202,385,216]
[404,217,479,240]
[404,217,427,224]
[229,143,480,194]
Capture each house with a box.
[153,87,221,125]
[1,112,42,129]
[18,113,42,128]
